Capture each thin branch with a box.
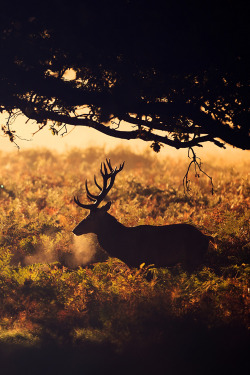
[32,122,48,136]
[110,119,121,129]
[183,147,214,194]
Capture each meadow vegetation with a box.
[0,147,249,374]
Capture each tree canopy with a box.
[0,0,249,151]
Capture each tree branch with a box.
[18,100,214,149]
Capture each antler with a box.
[74,159,125,210]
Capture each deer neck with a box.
[95,213,126,256]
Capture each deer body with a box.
[73,209,210,269]
[73,159,211,269]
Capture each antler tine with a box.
[85,180,98,201]
[74,196,96,209]
[74,160,125,211]
[111,162,124,176]
[106,158,113,173]
[118,161,125,172]
[100,162,108,177]
[94,175,102,191]
[85,161,110,206]
[74,196,81,206]
[106,159,124,175]
[104,160,125,193]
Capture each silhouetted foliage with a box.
[0,0,249,150]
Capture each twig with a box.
[183,147,214,194]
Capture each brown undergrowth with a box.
[0,147,249,374]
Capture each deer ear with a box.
[101,201,112,212]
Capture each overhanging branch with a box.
[18,101,214,149]
[9,94,250,150]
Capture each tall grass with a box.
[0,147,249,360]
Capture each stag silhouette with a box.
[73,160,212,269]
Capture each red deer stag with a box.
[73,160,212,269]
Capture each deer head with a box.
[73,159,124,236]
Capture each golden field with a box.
[0,147,249,374]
